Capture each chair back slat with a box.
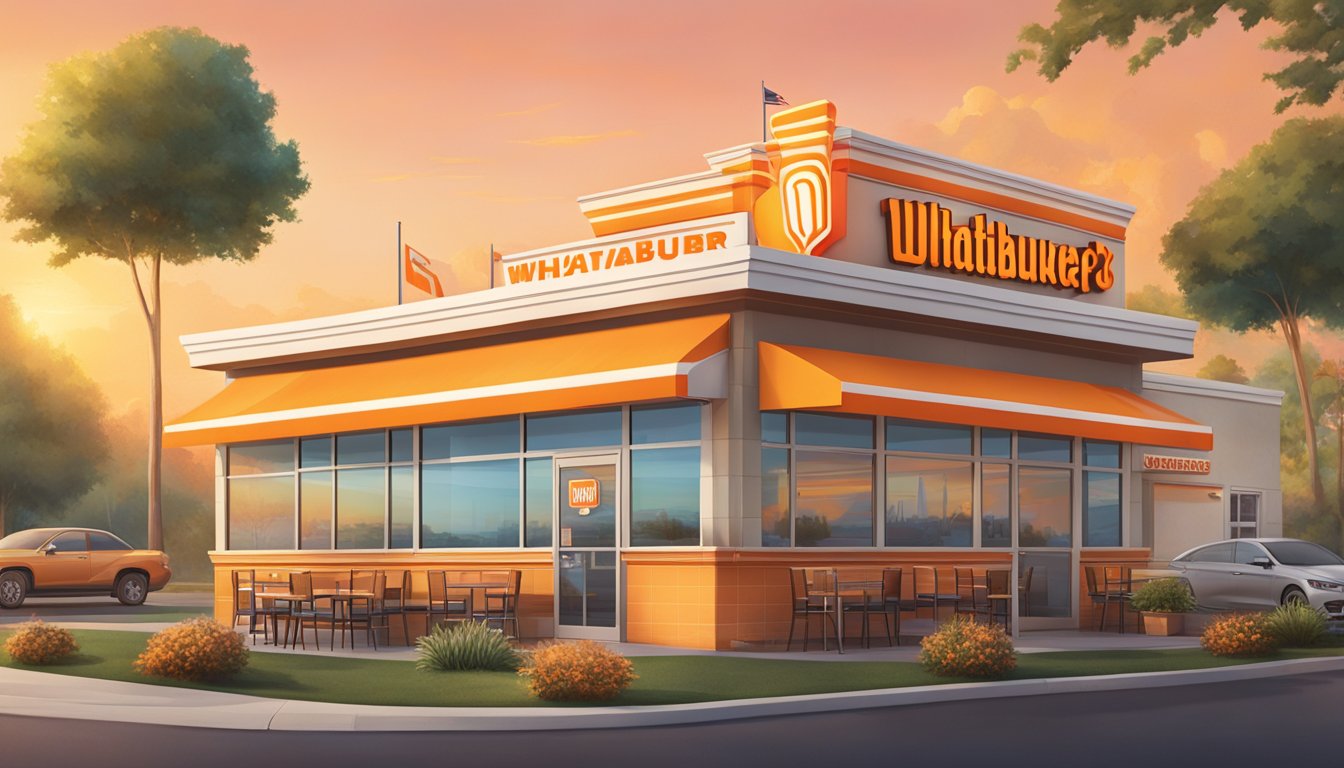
[881,568,902,601]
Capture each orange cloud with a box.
[512,129,637,147]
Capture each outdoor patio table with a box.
[255,590,310,647]
[444,575,512,628]
[315,588,375,648]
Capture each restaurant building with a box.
[168,100,1282,648]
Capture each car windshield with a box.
[1264,540,1344,566]
[0,529,57,550]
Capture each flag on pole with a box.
[762,85,788,106]
[403,244,447,299]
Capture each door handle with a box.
[1231,571,1243,576]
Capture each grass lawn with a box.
[3,629,1343,707]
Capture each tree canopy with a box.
[0,26,309,265]
[1007,0,1344,112]
[1197,354,1250,384]
[0,295,108,535]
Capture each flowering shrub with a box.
[1129,578,1197,614]
[919,616,1016,679]
[134,618,249,681]
[4,620,78,665]
[1201,613,1278,657]
[519,640,636,701]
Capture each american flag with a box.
[763,85,788,106]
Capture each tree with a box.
[0,295,108,536]
[1197,354,1250,384]
[1162,117,1344,511]
[0,27,309,550]
[1007,1,1344,112]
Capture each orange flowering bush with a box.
[134,618,249,681]
[919,616,1016,679]
[5,620,78,665]
[519,640,636,701]
[1201,613,1278,657]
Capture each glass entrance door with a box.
[554,455,620,641]
[1017,464,1076,630]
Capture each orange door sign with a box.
[568,478,600,509]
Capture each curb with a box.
[1,655,1342,731]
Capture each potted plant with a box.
[1128,577,1197,636]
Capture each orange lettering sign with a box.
[1141,454,1211,474]
[568,478,600,509]
[883,199,1116,294]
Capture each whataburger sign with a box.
[883,199,1117,294]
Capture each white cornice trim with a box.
[1142,372,1284,406]
[836,128,1136,230]
[181,246,1196,371]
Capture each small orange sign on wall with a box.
[568,478,600,509]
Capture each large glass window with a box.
[885,457,972,546]
[982,463,1011,547]
[389,466,414,548]
[885,419,972,456]
[762,412,789,444]
[337,431,386,465]
[228,475,295,549]
[1019,467,1071,547]
[631,403,700,444]
[525,457,553,548]
[794,413,874,449]
[229,441,293,475]
[1084,471,1121,547]
[299,471,332,549]
[794,450,874,546]
[525,408,621,451]
[630,447,700,545]
[1230,492,1260,538]
[1019,433,1071,463]
[337,468,385,549]
[421,460,520,548]
[300,437,332,469]
[423,418,518,460]
[761,447,791,547]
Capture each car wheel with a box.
[116,572,148,606]
[0,571,27,609]
[1282,587,1308,607]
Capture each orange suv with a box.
[0,528,172,608]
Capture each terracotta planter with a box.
[1141,612,1186,636]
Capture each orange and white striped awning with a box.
[164,315,730,447]
[758,342,1212,450]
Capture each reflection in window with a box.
[762,412,789,444]
[794,450,873,546]
[337,468,385,549]
[229,441,293,475]
[885,457,972,546]
[1084,471,1121,547]
[982,463,1011,547]
[525,409,621,451]
[423,418,518,460]
[390,466,414,548]
[524,457,553,547]
[1083,440,1120,468]
[228,475,295,549]
[1019,467,1071,547]
[794,413,874,449]
[885,419,972,456]
[631,403,700,444]
[336,431,386,466]
[300,471,332,549]
[1019,433,1071,463]
[630,447,699,546]
[300,437,332,468]
[422,460,520,548]
[761,448,790,547]
[981,428,1011,458]
[390,429,414,463]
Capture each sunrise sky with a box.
[2,0,1341,419]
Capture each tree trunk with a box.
[130,254,165,551]
[1280,312,1327,509]
[0,496,6,539]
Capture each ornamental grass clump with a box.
[519,640,636,701]
[1128,578,1197,614]
[4,619,77,665]
[1201,613,1278,657]
[134,618,248,681]
[416,620,521,672]
[1265,601,1328,647]
[919,615,1016,679]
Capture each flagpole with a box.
[761,80,766,142]
[396,221,403,306]
[489,242,494,289]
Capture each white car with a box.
[1170,538,1344,619]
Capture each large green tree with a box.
[1007,0,1344,112]
[0,295,108,536]
[1162,116,1344,512]
[0,27,309,550]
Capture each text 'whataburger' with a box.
[506,230,729,284]
[883,199,1116,294]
